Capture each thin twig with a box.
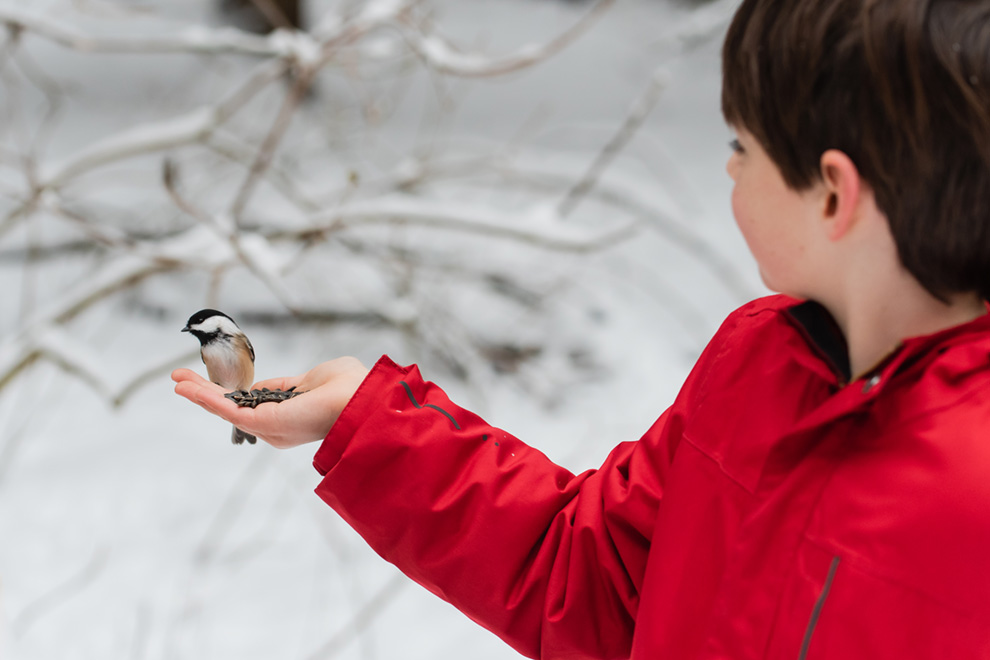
[161,451,272,659]
[164,160,299,311]
[558,69,668,218]
[193,451,272,566]
[304,572,409,660]
[228,66,315,221]
[11,546,110,640]
[204,132,323,213]
[111,348,201,408]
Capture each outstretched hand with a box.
[172,357,369,449]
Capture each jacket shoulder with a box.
[701,294,802,358]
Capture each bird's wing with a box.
[245,335,255,363]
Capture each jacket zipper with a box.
[797,556,841,660]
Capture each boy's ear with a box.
[819,149,862,241]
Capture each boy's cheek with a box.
[729,193,767,276]
[729,187,747,231]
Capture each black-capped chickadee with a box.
[182,309,257,445]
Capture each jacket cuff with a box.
[312,355,410,476]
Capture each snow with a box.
[268,29,323,67]
[0,1,764,659]
[356,0,406,25]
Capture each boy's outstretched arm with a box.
[171,357,369,449]
[312,356,671,660]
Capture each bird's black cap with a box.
[182,309,236,332]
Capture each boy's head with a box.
[721,0,990,301]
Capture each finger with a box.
[174,380,241,420]
[172,368,208,384]
[175,379,284,437]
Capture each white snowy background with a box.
[0,0,765,658]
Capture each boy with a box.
[173,0,990,657]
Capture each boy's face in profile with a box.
[726,127,822,300]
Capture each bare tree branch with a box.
[297,196,640,253]
[228,67,316,220]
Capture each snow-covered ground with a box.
[0,1,763,658]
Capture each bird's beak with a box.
[181,325,190,333]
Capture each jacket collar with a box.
[785,301,852,383]
[783,298,990,387]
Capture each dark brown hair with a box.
[722,0,990,300]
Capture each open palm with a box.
[172,357,369,449]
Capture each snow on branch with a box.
[300,196,639,253]
[34,53,290,192]
[163,161,299,311]
[0,8,298,58]
[401,0,617,77]
[39,107,220,189]
[27,327,200,408]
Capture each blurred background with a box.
[0,0,762,658]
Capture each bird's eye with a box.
[729,138,744,154]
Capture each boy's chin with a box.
[757,272,807,301]
[757,270,782,294]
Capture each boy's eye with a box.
[729,138,745,154]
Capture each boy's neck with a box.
[824,277,985,380]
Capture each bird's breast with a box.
[202,338,254,390]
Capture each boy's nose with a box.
[726,153,740,181]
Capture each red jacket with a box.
[313,295,990,659]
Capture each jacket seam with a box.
[679,432,756,495]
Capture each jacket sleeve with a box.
[312,356,679,660]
